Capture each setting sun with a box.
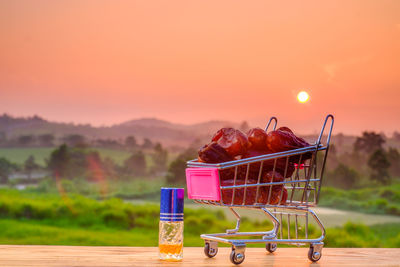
[297,91,310,103]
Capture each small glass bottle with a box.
[159,188,184,261]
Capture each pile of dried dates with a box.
[198,126,311,205]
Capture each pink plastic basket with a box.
[186,168,220,201]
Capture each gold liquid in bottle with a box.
[159,243,183,255]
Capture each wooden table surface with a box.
[0,246,399,267]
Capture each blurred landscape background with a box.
[0,113,400,247]
[1,0,400,248]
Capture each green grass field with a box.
[0,189,399,247]
[184,204,400,228]
[318,184,400,216]
[0,147,55,166]
[0,219,159,246]
[32,177,166,200]
[0,147,154,166]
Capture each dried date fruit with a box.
[277,127,312,163]
[267,186,287,205]
[220,178,288,206]
[266,126,311,163]
[221,178,269,205]
[247,128,268,151]
[266,129,298,152]
[261,170,285,183]
[277,127,309,147]
[263,158,295,178]
[212,128,250,157]
[243,149,269,176]
[198,142,233,163]
[220,168,236,181]
[219,156,295,182]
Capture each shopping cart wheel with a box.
[308,244,322,262]
[204,242,218,258]
[266,243,277,253]
[230,249,245,265]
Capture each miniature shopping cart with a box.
[185,114,334,264]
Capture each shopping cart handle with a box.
[265,116,278,131]
[316,114,334,147]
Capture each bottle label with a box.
[160,212,184,222]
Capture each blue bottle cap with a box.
[160,187,184,222]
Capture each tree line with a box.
[0,141,170,184]
[326,131,400,188]
[1,130,400,190]
[0,132,156,150]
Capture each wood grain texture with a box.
[0,246,399,267]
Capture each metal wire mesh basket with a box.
[185,114,334,264]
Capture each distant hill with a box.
[3,114,397,152]
[0,114,239,148]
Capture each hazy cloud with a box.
[323,55,372,82]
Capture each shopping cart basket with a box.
[185,114,334,264]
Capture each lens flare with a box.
[297,91,309,103]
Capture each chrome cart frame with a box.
[186,114,334,264]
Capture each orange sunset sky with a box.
[0,0,399,135]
